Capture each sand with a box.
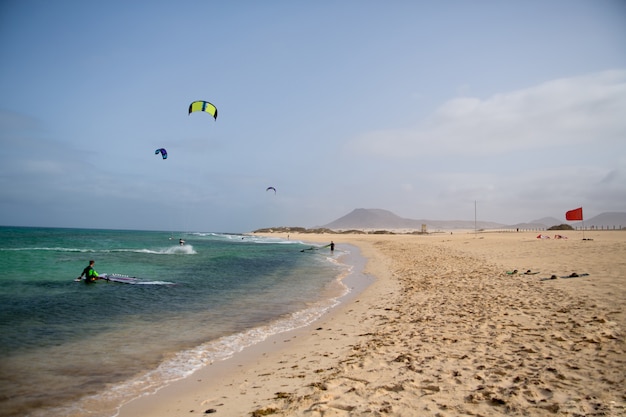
[117,230,626,417]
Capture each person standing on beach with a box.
[78,260,100,283]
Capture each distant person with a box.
[179,239,185,246]
[78,260,100,283]
[330,241,335,252]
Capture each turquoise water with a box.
[0,227,358,417]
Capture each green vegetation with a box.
[547,224,574,230]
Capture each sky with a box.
[1,1,625,232]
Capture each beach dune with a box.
[118,231,625,417]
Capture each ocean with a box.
[0,227,366,417]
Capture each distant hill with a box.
[583,212,626,228]
[532,217,563,227]
[322,209,415,230]
[507,217,563,230]
[319,209,626,231]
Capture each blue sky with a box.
[1,1,625,232]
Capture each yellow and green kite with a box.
[188,100,218,120]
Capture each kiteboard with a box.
[75,274,175,285]
[105,274,141,284]
[75,274,136,283]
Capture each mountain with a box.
[584,212,626,228]
[322,209,416,230]
[321,208,504,231]
[506,217,563,230]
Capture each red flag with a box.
[565,207,583,221]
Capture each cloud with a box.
[348,70,626,158]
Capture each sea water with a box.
[0,227,364,417]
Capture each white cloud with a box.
[349,70,626,158]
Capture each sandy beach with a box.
[117,230,626,417]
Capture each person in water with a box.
[330,241,335,252]
[78,260,100,283]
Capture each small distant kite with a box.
[155,148,167,159]
[188,100,218,120]
[266,186,276,194]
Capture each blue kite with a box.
[155,148,167,159]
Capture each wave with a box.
[191,232,243,239]
[1,245,197,255]
[0,247,96,252]
[190,232,299,245]
[101,294,345,417]
[115,245,197,255]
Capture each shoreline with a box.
[116,240,378,417]
[117,231,626,416]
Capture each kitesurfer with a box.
[78,260,100,283]
[330,241,335,252]
[179,239,185,246]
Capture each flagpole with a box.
[580,206,586,240]
[474,200,477,237]
[580,219,587,240]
